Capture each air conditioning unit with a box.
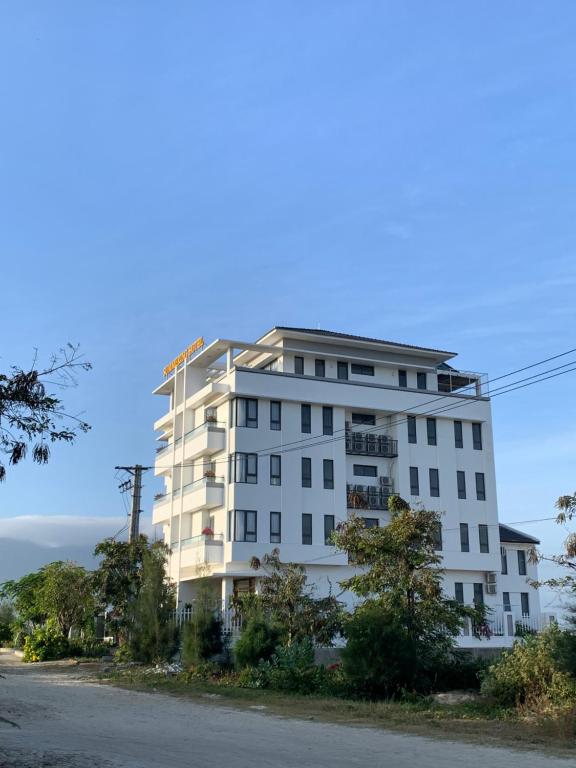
[379,476,392,487]
[485,572,497,594]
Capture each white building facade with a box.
[152,327,552,648]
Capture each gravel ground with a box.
[0,652,574,768]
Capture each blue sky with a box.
[0,3,575,605]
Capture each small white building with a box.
[152,327,553,648]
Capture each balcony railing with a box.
[345,429,398,458]
[347,483,393,510]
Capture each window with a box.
[409,466,420,496]
[460,523,470,552]
[353,464,378,477]
[363,518,379,528]
[294,356,304,375]
[301,404,311,433]
[270,401,281,430]
[229,510,257,542]
[235,398,258,428]
[473,583,484,606]
[229,453,258,484]
[455,582,464,604]
[302,457,312,488]
[472,422,483,450]
[398,369,407,388]
[501,547,508,575]
[457,471,466,499]
[323,459,334,489]
[315,359,325,377]
[429,468,440,497]
[270,511,281,543]
[407,415,417,444]
[503,591,511,613]
[521,592,530,616]
[337,361,348,380]
[351,363,375,376]
[352,412,376,426]
[324,515,335,545]
[322,406,333,435]
[426,418,437,446]
[302,513,312,545]
[417,372,427,389]
[517,549,527,576]
[479,524,489,553]
[433,522,443,551]
[475,472,486,501]
[454,420,463,449]
[270,455,281,486]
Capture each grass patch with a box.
[98,668,575,755]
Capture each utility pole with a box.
[115,465,152,542]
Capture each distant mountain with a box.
[0,538,99,582]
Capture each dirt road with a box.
[0,653,574,768]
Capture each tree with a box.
[37,561,95,638]
[332,495,483,692]
[127,544,176,663]
[0,344,91,481]
[533,492,576,590]
[0,571,47,628]
[248,549,343,646]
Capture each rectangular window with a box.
[521,592,530,616]
[501,547,508,575]
[429,468,440,497]
[270,401,281,431]
[351,412,376,425]
[472,422,483,450]
[417,372,427,389]
[398,369,407,388]
[302,513,312,545]
[315,359,325,377]
[235,398,258,428]
[323,459,334,489]
[433,522,443,551]
[479,524,489,553]
[517,549,527,576]
[409,466,420,496]
[270,455,281,486]
[230,452,258,484]
[294,356,304,375]
[302,457,312,488]
[324,515,335,545]
[427,418,437,446]
[322,406,333,436]
[473,583,484,606]
[337,361,348,380]
[454,421,463,449]
[407,415,417,444]
[457,470,466,499]
[460,523,470,552]
[351,363,375,376]
[503,591,511,613]
[270,511,281,543]
[455,582,464,604]
[231,510,257,542]
[363,518,379,528]
[475,472,486,501]
[301,404,311,433]
[354,464,378,477]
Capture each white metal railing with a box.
[174,601,242,636]
[172,476,225,497]
[460,611,556,640]
[180,533,224,548]
[184,421,226,440]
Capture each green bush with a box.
[181,609,223,667]
[23,624,69,662]
[0,621,12,646]
[433,652,488,691]
[234,613,281,669]
[481,627,576,712]
[341,604,421,697]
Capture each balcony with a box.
[180,476,225,513]
[183,421,226,461]
[347,483,393,511]
[345,429,398,458]
[173,534,224,567]
[460,611,557,640]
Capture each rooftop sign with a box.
[163,337,204,377]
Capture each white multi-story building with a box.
[152,327,552,648]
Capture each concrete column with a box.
[227,347,234,372]
[221,576,234,607]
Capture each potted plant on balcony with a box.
[203,469,216,479]
[201,527,214,538]
[204,412,218,423]
[154,492,165,501]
